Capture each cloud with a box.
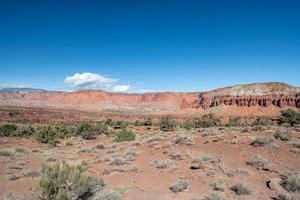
[64,72,118,88]
[64,72,133,92]
[112,85,130,92]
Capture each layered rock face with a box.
[197,93,300,109]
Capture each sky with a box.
[0,0,300,92]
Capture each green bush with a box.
[159,116,177,131]
[114,129,135,142]
[77,123,95,140]
[251,116,271,126]
[0,124,17,136]
[226,117,241,127]
[13,125,35,137]
[182,120,194,130]
[36,162,91,200]
[279,109,300,126]
[194,113,220,128]
[34,126,57,145]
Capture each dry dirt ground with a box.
[0,126,299,200]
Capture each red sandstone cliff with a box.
[0,82,299,116]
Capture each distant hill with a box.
[0,88,55,93]
[0,82,299,117]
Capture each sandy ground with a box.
[0,126,299,200]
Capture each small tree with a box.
[279,109,300,126]
[159,116,177,131]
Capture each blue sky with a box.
[0,0,299,92]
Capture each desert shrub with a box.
[226,117,241,127]
[173,135,195,146]
[159,116,177,131]
[274,194,300,200]
[13,125,35,137]
[77,123,96,139]
[0,149,14,157]
[279,109,300,126]
[6,174,20,181]
[194,113,220,128]
[181,120,194,130]
[105,118,113,126]
[281,173,300,192]
[114,129,135,142]
[203,192,226,200]
[54,124,74,139]
[92,187,121,200]
[154,159,172,169]
[274,130,291,141]
[213,179,226,191]
[143,118,153,126]
[34,126,57,145]
[133,120,143,126]
[0,124,17,136]
[251,137,275,147]
[36,162,91,200]
[110,157,126,166]
[247,155,268,168]
[169,151,183,161]
[115,121,130,129]
[230,183,252,195]
[169,179,188,193]
[251,116,271,126]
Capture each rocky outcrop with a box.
[197,93,300,109]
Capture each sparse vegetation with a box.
[159,116,177,131]
[281,173,300,192]
[0,149,14,157]
[114,129,135,142]
[247,155,268,169]
[279,109,300,126]
[251,136,275,147]
[274,130,291,141]
[203,192,226,200]
[213,179,226,191]
[231,183,252,195]
[93,187,121,200]
[154,159,172,169]
[169,179,188,193]
[194,113,220,128]
[251,116,271,126]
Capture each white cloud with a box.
[64,72,118,88]
[112,85,130,92]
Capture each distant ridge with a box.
[0,82,299,117]
[0,88,56,93]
